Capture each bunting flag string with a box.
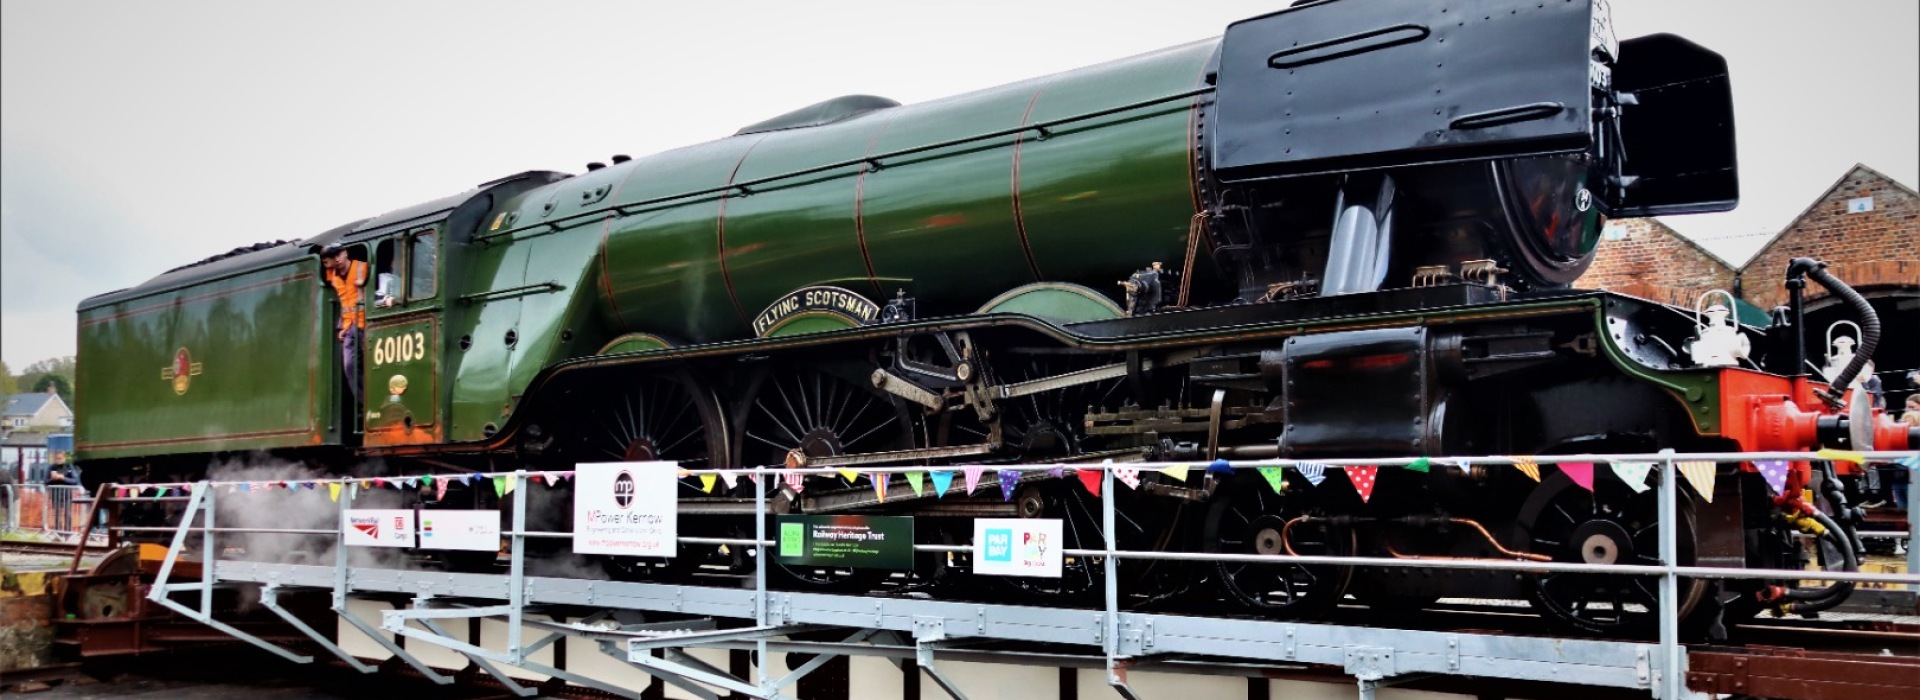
[873,474,889,502]
[1077,468,1103,497]
[929,470,954,498]
[1405,457,1432,473]
[1296,462,1327,487]
[1115,465,1141,490]
[837,468,861,484]
[1513,457,1541,482]
[783,471,807,494]
[1257,466,1287,494]
[905,470,925,497]
[1344,465,1379,502]
[1610,461,1654,493]
[1815,448,1865,464]
[328,482,343,502]
[1159,464,1189,482]
[1561,461,1597,492]
[963,466,985,495]
[1675,460,1716,503]
[997,469,1020,501]
[699,473,717,493]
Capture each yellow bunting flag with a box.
[1815,448,1865,464]
[699,473,717,493]
[1160,464,1190,482]
[327,482,342,502]
[1513,458,1541,482]
[1675,460,1716,503]
[838,468,861,484]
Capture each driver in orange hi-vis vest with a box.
[323,246,368,412]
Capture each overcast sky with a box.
[3,0,1915,370]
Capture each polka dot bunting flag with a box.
[1344,465,1379,503]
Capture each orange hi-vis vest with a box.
[327,260,368,330]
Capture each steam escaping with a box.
[205,455,419,571]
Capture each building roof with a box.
[1,431,50,447]
[1738,163,1919,272]
[2,393,58,417]
[1635,218,1739,271]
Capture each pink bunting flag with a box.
[435,476,450,501]
[1077,468,1103,497]
[783,471,806,494]
[1344,465,1379,503]
[1560,461,1596,492]
[963,466,985,495]
[1754,460,1790,495]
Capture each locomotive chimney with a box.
[586,162,606,171]
[611,154,632,164]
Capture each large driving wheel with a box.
[574,370,729,582]
[1203,471,1355,618]
[1519,470,1706,636]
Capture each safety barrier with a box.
[93,450,1920,700]
[0,483,97,542]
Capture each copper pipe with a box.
[1437,516,1553,562]
[1280,516,1309,556]
[1280,515,1551,563]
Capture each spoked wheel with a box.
[1520,471,1706,636]
[740,366,920,592]
[573,370,729,583]
[1203,472,1354,618]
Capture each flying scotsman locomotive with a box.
[75,0,1914,636]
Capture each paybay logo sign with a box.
[972,518,1062,578]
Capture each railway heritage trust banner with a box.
[573,462,678,557]
[419,510,502,552]
[776,515,913,570]
[343,509,416,548]
[971,518,1063,578]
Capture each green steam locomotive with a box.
[76,0,1909,634]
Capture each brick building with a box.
[1575,163,1919,401]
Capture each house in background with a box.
[2,387,73,432]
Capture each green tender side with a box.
[75,258,336,460]
[445,39,1221,441]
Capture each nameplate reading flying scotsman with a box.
[752,286,880,336]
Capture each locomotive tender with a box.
[76,0,1915,635]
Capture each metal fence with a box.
[112,449,1920,700]
[1,483,96,541]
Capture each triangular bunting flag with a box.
[543,472,562,487]
[1344,465,1379,503]
[873,474,889,502]
[328,482,343,502]
[1561,461,1596,492]
[1048,465,1067,479]
[1297,462,1327,487]
[905,471,925,497]
[837,468,860,484]
[1513,458,1541,482]
[1077,468,1103,497]
[1160,464,1189,482]
[719,470,739,490]
[929,470,954,498]
[1676,460,1717,503]
[1608,461,1653,493]
[1815,448,1865,464]
[783,471,806,494]
[699,473,717,493]
[492,476,507,497]
[373,478,387,488]
[1207,458,1234,475]
[963,466,985,495]
[1405,457,1431,473]
[997,469,1020,500]
[530,473,545,485]
[504,474,518,495]
[1115,465,1141,489]
[1258,466,1287,494]
[435,477,450,501]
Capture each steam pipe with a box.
[1791,258,1881,408]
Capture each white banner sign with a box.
[972,518,1062,578]
[344,509,416,548]
[419,509,500,552]
[573,461,678,557]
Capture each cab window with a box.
[408,229,438,299]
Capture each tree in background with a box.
[0,360,14,395]
[31,374,74,407]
